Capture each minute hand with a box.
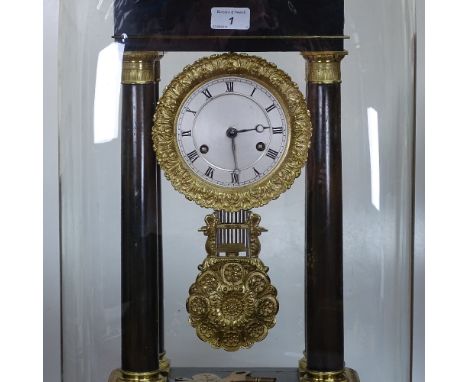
[236,124,271,133]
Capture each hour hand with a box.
[226,127,240,171]
[231,135,239,172]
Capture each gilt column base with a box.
[108,369,166,382]
[159,352,171,376]
[299,368,359,382]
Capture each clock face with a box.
[176,76,289,188]
[153,53,311,211]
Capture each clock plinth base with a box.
[169,368,298,382]
[299,369,359,382]
[165,368,357,382]
[108,369,166,382]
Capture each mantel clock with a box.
[109,1,358,382]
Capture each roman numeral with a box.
[202,88,212,99]
[231,172,239,184]
[225,81,234,92]
[204,167,214,178]
[185,108,197,115]
[250,87,257,97]
[266,148,279,160]
[272,127,283,134]
[253,167,261,177]
[181,130,192,136]
[265,104,276,113]
[187,150,199,163]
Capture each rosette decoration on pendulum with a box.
[186,210,279,351]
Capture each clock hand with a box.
[236,124,271,133]
[231,136,239,172]
[226,127,240,173]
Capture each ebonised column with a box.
[301,51,358,382]
[110,51,165,382]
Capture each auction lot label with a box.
[211,8,250,30]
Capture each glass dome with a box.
[58,1,416,382]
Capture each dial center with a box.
[226,127,238,138]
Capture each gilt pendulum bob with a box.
[152,52,311,350]
[187,210,278,351]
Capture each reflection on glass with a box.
[94,42,123,144]
[367,106,380,211]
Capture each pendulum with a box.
[186,210,279,351]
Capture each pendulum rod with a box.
[301,51,358,382]
[111,50,165,382]
[215,210,250,255]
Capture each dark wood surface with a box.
[304,83,344,371]
[121,83,161,372]
[170,368,299,382]
[114,0,344,51]
[156,84,165,356]
[120,37,344,53]
[150,78,166,357]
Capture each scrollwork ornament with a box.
[152,53,312,211]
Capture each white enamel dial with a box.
[176,76,289,188]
